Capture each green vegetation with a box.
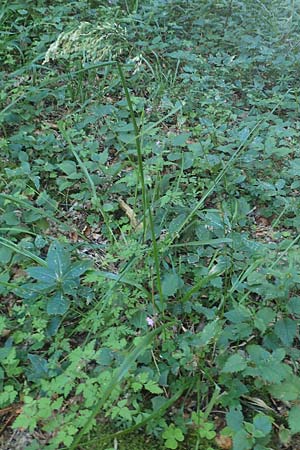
[1,1,300,449]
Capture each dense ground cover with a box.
[1,0,300,449]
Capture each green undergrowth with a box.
[1,1,300,449]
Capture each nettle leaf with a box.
[225,306,251,323]
[222,353,247,373]
[245,345,291,383]
[47,292,69,315]
[269,375,300,401]
[254,307,276,333]
[162,272,184,297]
[288,405,300,435]
[287,297,300,316]
[274,318,297,346]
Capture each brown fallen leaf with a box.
[215,434,232,449]
[118,197,143,230]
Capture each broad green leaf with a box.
[0,237,45,265]
[96,348,114,366]
[253,414,272,437]
[193,319,220,346]
[27,354,49,381]
[168,214,187,234]
[164,438,177,449]
[222,353,247,373]
[0,246,13,264]
[174,428,184,441]
[162,272,183,297]
[1,211,20,226]
[47,292,69,315]
[225,306,251,323]
[279,427,291,446]
[59,160,77,176]
[274,318,297,346]
[26,266,56,285]
[254,307,276,333]
[46,241,70,277]
[288,405,300,435]
[287,297,300,316]
[232,429,253,450]
[171,132,190,146]
[46,317,62,337]
[246,345,270,363]
[182,152,194,169]
[163,425,184,449]
[63,260,91,280]
[245,345,290,382]
[269,375,300,401]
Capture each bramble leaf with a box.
[222,353,247,373]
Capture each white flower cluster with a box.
[43,21,127,64]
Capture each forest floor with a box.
[1,1,300,449]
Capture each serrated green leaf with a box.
[274,318,297,346]
[162,272,183,297]
[222,353,247,373]
[287,297,300,316]
[254,307,276,333]
[246,345,270,363]
[288,405,300,434]
[245,345,291,382]
[59,160,77,176]
[193,319,220,346]
[144,380,163,394]
[269,375,300,401]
